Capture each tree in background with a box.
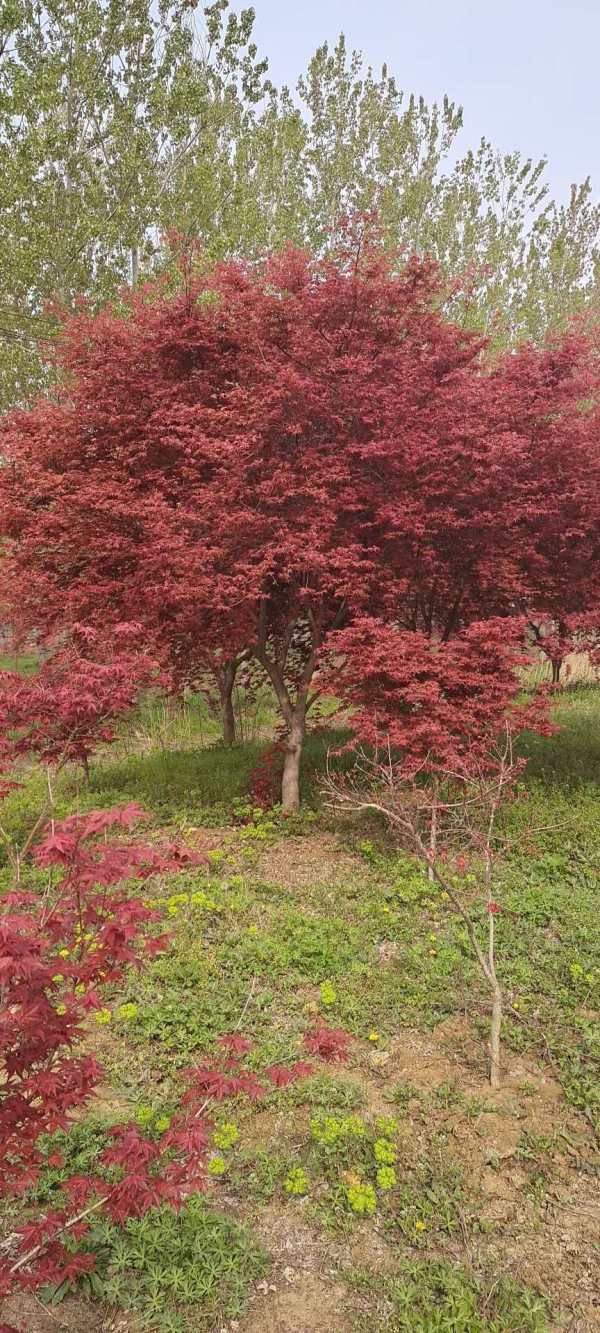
[252,38,600,346]
[1,10,599,411]
[0,0,269,409]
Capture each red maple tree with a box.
[1,230,599,807]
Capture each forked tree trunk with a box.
[253,599,326,812]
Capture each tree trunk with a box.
[221,687,236,746]
[551,658,562,686]
[428,782,438,883]
[487,906,502,1088]
[489,981,502,1089]
[216,662,237,746]
[281,717,305,813]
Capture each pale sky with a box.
[249,0,600,202]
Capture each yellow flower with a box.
[415,1219,426,1232]
[56,1004,66,1016]
[440,891,449,901]
[94,1008,112,1026]
[247,925,258,935]
[368,1031,380,1043]
[58,948,70,958]
[52,974,64,983]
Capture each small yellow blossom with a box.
[368,1031,380,1043]
[415,1219,426,1232]
[247,925,258,935]
[94,1008,112,1026]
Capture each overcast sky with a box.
[249,0,599,202]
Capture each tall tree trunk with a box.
[551,658,562,686]
[281,713,305,813]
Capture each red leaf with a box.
[303,1026,353,1063]
[217,1034,253,1055]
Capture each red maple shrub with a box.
[327,614,550,775]
[0,634,156,779]
[0,804,208,1306]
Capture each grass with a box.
[346,1261,550,1332]
[3,685,600,1330]
[88,723,354,820]
[518,685,600,785]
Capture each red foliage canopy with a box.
[328,615,550,774]
[1,232,599,803]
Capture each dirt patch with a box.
[255,834,358,892]
[0,1292,135,1332]
[238,1273,353,1333]
[234,1203,364,1333]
